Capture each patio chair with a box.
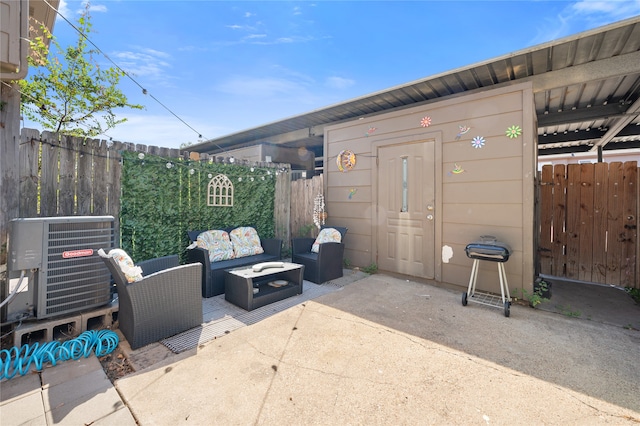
[99,250,202,350]
[291,226,348,284]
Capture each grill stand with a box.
[462,259,511,317]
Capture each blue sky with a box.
[31,0,640,149]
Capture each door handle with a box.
[427,204,434,220]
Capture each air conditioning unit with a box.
[2,216,115,324]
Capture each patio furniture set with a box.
[99,225,347,349]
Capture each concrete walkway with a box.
[0,353,136,425]
[2,273,639,425]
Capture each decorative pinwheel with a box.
[420,116,432,127]
[506,125,522,138]
[471,136,485,149]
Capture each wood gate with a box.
[537,161,638,288]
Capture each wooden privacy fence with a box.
[17,130,122,218]
[538,161,638,288]
[14,130,185,246]
[290,174,324,238]
[2,129,293,264]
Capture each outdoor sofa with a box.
[186,226,282,297]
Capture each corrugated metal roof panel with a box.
[191,17,640,158]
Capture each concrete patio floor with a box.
[115,274,639,425]
[2,271,639,425]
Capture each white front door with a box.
[377,140,435,278]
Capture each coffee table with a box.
[224,262,304,311]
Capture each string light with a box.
[122,152,287,183]
[37,0,229,153]
[9,129,287,182]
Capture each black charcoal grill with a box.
[462,236,512,317]
[465,240,511,262]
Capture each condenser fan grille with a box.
[41,218,115,318]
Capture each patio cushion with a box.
[311,227,342,253]
[196,230,235,263]
[229,227,264,258]
[99,248,143,283]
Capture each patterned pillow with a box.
[311,228,342,253]
[101,248,143,283]
[229,227,264,258]
[196,230,235,263]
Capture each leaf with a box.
[16,4,144,137]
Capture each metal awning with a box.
[190,16,640,166]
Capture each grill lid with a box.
[465,236,511,262]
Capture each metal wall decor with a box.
[506,125,522,138]
[471,136,486,149]
[456,125,471,140]
[420,116,432,127]
[336,150,357,172]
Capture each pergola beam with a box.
[590,96,640,151]
[532,51,640,93]
[537,103,627,127]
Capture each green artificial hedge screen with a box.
[120,151,276,262]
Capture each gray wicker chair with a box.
[99,252,202,350]
[291,226,348,284]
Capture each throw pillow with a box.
[196,230,235,262]
[311,228,342,253]
[100,248,143,283]
[229,227,264,258]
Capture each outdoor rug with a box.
[161,270,367,353]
